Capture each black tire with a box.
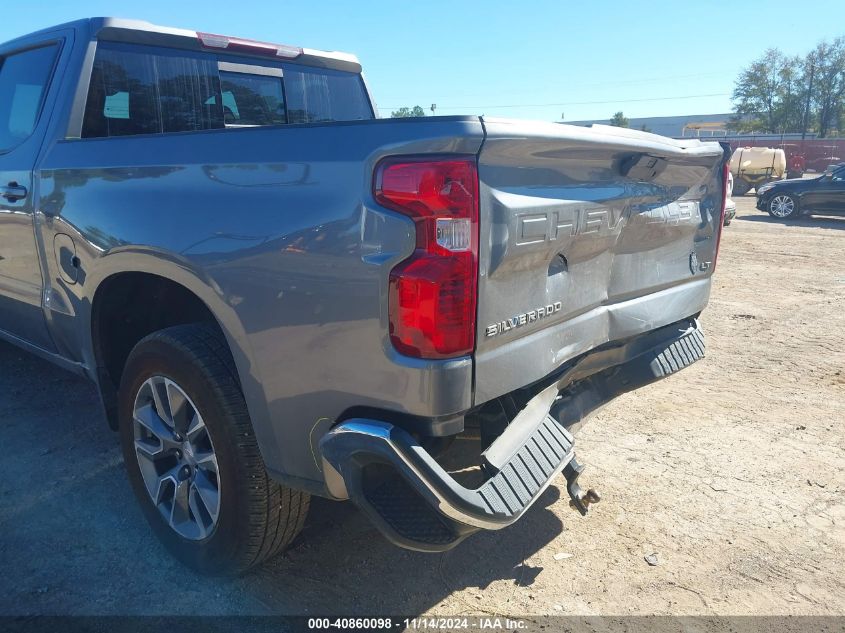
[767,193,800,220]
[119,323,309,575]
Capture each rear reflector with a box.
[197,32,302,59]
[375,158,479,359]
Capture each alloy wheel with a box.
[132,376,220,540]
[770,195,795,218]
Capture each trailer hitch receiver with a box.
[563,456,601,516]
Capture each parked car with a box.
[756,165,845,219]
[724,172,736,225]
[0,18,730,574]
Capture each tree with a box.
[390,106,426,118]
[777,54,807,132]
[731,49,803,132]
[808,37,845,137]
[731,37,845,136]
[609,111,629,128]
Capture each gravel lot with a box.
[1,194,843,617]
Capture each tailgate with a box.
[474,119,726,403]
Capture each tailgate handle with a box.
[620,154,667,181]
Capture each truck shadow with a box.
[245,488,564,614]
[0,339,567,616]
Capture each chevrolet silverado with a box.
[0,18,729,574]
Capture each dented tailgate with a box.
[474,119,726,403]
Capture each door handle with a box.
[1,183,28,202]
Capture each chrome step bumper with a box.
[320,318,705,552]
[320,413,574,551]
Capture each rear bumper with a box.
[320,318,706,552]
[320,417,574,550]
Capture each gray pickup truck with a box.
[0,18,729,574]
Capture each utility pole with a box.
[801,63,815,141]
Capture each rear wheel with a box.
[119,323,309,575]
[768,194,800,219]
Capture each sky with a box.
[8,0,845,123]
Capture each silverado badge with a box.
[485,302,563,338]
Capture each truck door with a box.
[0,41,60,349]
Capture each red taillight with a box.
[196,32,302,59]
[375,158,479,359]
[713,160,729,271]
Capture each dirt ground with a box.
[0,194,843,617]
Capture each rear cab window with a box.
[217,62,286,127]
[284,65,373,124]
[81,41,373,138]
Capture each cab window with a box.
[218,66,286,127]
[0,44,58,151]
[81,41,373,138]
[283,64,373,123]
[82,43,223,138]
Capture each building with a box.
[565,113,734,138]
